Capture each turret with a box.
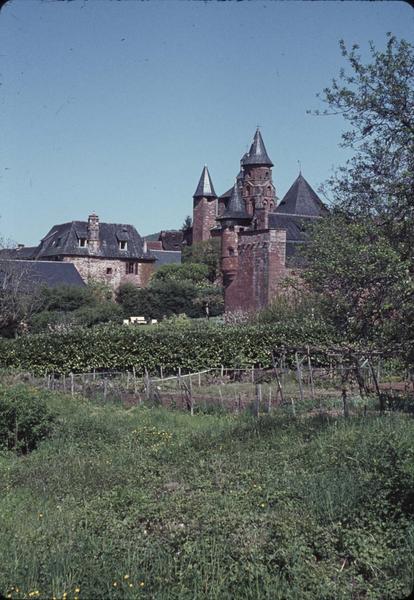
[241,129,276,218]
[217,181,251,289]
[192,165,217,243]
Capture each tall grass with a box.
[0,388,413,599]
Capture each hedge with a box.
[0,321,335,376]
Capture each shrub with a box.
[117,281,223,320]
[0,385,56,453]
[0,320,335,375]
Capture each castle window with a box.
[228,247,235,256]
[106,268,113,275]
[126,262,137,275]
[78,238,87,248]
[119,241,128,251]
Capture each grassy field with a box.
[1,385,413,599]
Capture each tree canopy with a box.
[314,34,414,260]
[304,35,414,361]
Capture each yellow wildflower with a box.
[75,588,80,593]
[123,575,129,580]
[139,582,145,587]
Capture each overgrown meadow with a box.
[1,383,413,599]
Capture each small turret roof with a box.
[193,165,217,198]
[275,174,328,217]
[218,181,249,221]
[241,129,273,167]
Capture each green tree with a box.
[182,238,221,283]
[302,216,413,357]
[181,215,192,232]
[313,34,414,262]
[305,35,414,362]
[150,263,209,286]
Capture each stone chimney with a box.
[87,213,100,253]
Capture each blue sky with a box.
[1,0,413,246]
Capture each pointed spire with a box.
[218,179,249,220]
[193,165,217,198]
[241,129,273,167]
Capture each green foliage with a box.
[309,34,414,363]
[117,275,223,320]
[302,216,413,360]
[254,291,325,326]
[39,284,97,312]
[150,262,209,286]
[0,320,335,375]
[314,35,414,254]
[28,283,122,333]
[181,214,192,232]
[182,238,221,282]
[0,384,56,453]
[0,388,413,598]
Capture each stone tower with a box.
[241,129,276,229]
[217,181,251,309]
[192,165,217,243]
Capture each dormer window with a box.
[78,238,87,248]
[119,241,127,251]
[54,237,61,247]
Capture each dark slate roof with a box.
[0,246,37,259]
[268,213,319,242]
[276,174,328,217]
[241,129,273,167]
[193,166,217,198]
[158,230,183,251]
[150,250,182,269]
[35,221,154,261]
[218,181,250,221]
[0,260,86,289]
[219,186,234,200]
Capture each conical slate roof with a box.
[241,129,273,167]
[218,180,249,220]
[193,165,217,198]
[276,174,328,217]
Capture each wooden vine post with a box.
[295,352,304,405]
[306,346,315,404]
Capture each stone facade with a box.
[62,256,154,291]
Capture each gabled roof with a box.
[241,129,273,167]
[35,221,154,261]
[193,166,217,198]
[0,260,86,289]
[275,174,328,217]
[218,181,250,221]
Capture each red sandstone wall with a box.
[192,197,217,243]
[223,229,288,312]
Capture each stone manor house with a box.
[4,129,327,312]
